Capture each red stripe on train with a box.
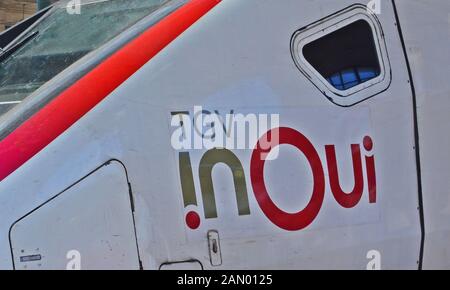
[0,0,221,182]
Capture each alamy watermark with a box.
[171,106,280,160]
[366,249,381,270]
[366,0,382,15]
[66,249,81,270]
[66,0,82,15]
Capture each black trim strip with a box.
[391,0,425,270]
[159,259,204,270]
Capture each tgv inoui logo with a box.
[176,126,377,231]
[171,106,280,159]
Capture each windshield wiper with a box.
[0,6,51,50]
[0,31,39,64]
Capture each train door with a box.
[9,161,141,270]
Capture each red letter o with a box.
[250,127,325,231]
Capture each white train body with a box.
[0,0,448,269]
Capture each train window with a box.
[0,0,179,119]
[303,20,381,91]
[327,67,379,91]
[291,5,391,106]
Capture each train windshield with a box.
[0,0,173,117]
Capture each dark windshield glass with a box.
[0,0,171,117]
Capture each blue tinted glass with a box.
[328,75,340,90]
[358,67,377,81]
[341,69,359,89]
[326,67,379,90]
[329,74,342,88]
